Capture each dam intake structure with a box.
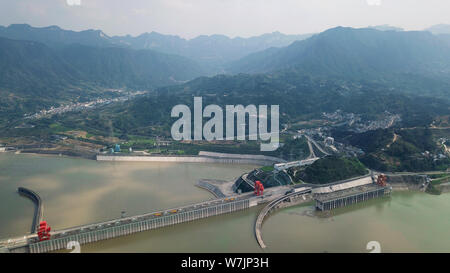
[254,173,393,249]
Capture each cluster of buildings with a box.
[24,91,146,120]
[274,158,318,171]
[322,110,360,126]
[421,150,448,160]
[322,110,401,133]
[352,114,401,133]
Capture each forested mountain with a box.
[112,31,313,67]
[228,27,450,81]
[2,25,449,173]
[426,24,450,35]
[0,36,205,125]
[0,36,205,96]
[49,71,449,139]
[0,24,312,69]
[0,24,117,48]
[156,71,449,125]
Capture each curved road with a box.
[255,188,312,249]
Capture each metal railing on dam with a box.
[28,197,253,253]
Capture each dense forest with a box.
[334,128,450,172]
[294,156,368,184]
[0,25,449,172]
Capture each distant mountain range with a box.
[1,23,449,173]
[1,23,450,126]
[0,24,312,68]
[2,24,450,95]
[426,24,450,34]
[112,31,313,68]
[227,27,450,80]
[0,36,205,94]
[0,24,115,47]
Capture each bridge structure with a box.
[254,187,313,249]
[253,172,392,249]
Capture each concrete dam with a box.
[96,151,286,166]
[3,193,263,253]
[1,172,424,253]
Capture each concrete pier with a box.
[17,187,43,234]
[196,180,227,198]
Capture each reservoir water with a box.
[0,153,449,252]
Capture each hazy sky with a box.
[0,0,449,39]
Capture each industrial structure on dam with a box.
[253,173,392,248]
[314,174,391,211]
[0,168,399,253]
[0,147,419,253]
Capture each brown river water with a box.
[0,153,448,252]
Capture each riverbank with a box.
[20,149,97,160]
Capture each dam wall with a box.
[198,151,286,163]
[97,152,286,166]
[28,198,251,253]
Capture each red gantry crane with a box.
[376,174,387,187]
[254,180,264,196]
[37,221,51,241]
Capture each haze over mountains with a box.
[0,24,312,68]
[426,24,450,34]
[114,31,313,67]
[1,23,450,127]
[228,27,450,77]
[2,23,450,78]
[0,36,205,93]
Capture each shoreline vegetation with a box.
[3,151,449,195]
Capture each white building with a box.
[274,157,319,171]
[324,137,334,146]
